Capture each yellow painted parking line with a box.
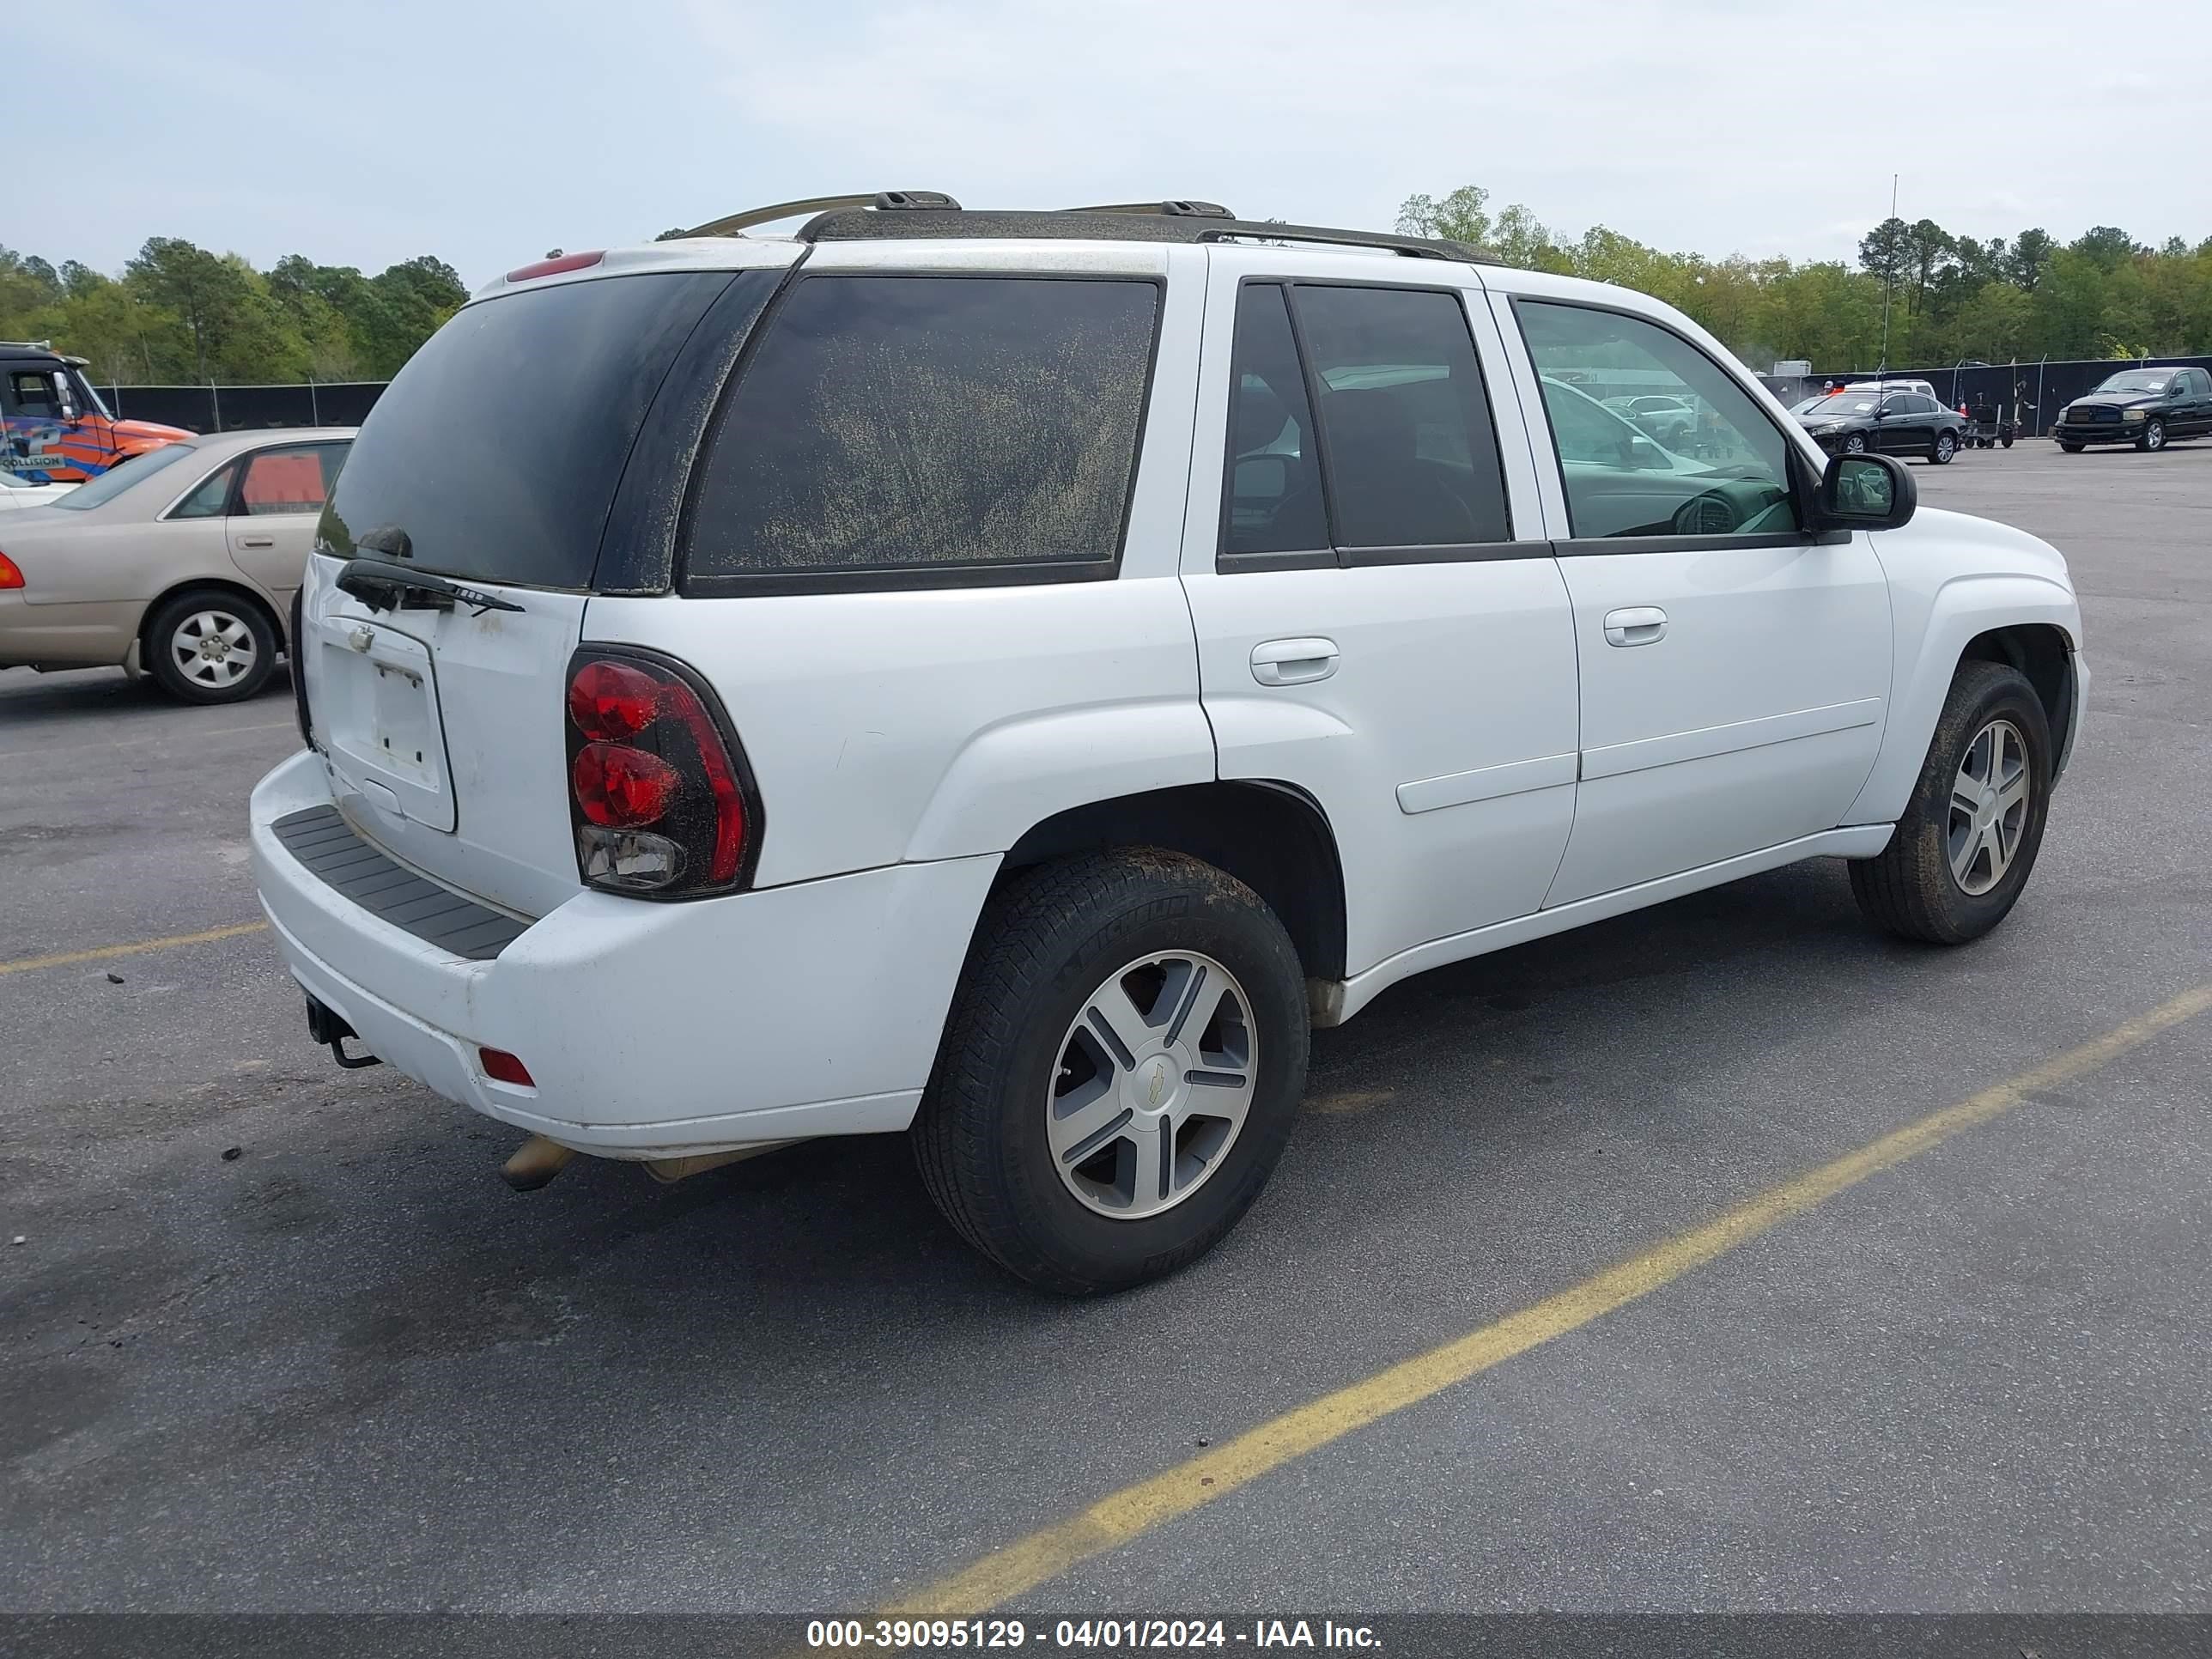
[884,981,2212,1620]
[0,920,269,977]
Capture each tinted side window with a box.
[1221,284,1328,559]
[685,276,1158,583]
[1517,301,1797,541]
[239,445,339,514]
[1295,286,1510,547]
[170,462,237,520]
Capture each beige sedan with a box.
[0,426,354,703]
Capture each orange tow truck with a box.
[1,341,193,482]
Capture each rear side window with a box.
[684,275,1159,586]
[1297,285,1511,548]
[170,462,238,520]
[1221,285,1328,558]
[319,272,745,587]
[1217,282,1513,566]
[240,443,345,514]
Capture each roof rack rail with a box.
[682,191,961,239]
[1,339,58,354]
[794,203,1495,264]
[1067,199,1235,219]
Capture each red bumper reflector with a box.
[479,1048,536,1087]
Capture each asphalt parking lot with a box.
[3,441,2209,1620]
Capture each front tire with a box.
[144,588,278,705]
[1842,433,1868,455]
[2136,417,2166,453]
[2058,441,2084,453]
[1849,660,2052,945]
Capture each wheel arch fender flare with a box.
[902,699,1220,866]
[1844,573,2082,824]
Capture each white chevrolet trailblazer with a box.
[251,193,2086,1293]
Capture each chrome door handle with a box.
[1602,606,1668,647]
[238,536,276,548]
[1250,637,1339,686]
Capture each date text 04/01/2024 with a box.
[805,1618,1381,1650]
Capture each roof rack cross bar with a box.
[682,191,962,240]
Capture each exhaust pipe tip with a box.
[501,1134,577,1192]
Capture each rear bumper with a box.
[250,750,999,1156]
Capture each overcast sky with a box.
[13,0,2209,288]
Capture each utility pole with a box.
[1878,173,1898,371]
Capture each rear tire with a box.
[1849,660,2052,945]
[1932,430,1957,464]
[914,848,1310,1295]
[144,588,278,705]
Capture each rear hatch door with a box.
[301,254,788,919]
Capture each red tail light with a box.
[0,552,22,591]
[562,648,760,898]
[573,742,682,826]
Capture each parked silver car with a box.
[0,426,354,702]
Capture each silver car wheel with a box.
[1844,433,1867,454]
[1045,950,1256,1220]
[170,608,259,690]
[1947,717,2031,896]
[2144,419,2166,451]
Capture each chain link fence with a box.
[95,381,387,433]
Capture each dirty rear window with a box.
[682,275,1159,586]
[319,270,746,588]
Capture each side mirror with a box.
[1626,434,1666,471]
[1815,453,1916,532]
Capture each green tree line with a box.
[1398,185,2212,370]
[0,238,469,386]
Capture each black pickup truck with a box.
[2054,366,2212,453]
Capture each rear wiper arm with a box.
[336,560,526,617]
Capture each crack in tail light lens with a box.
[563,649,758,898]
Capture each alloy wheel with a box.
[169,609,259,690]
[1947,718,2030,896]
[1045,951,1256,1219]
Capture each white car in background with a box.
[0,470,76,509]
